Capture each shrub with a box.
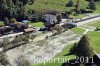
[66,0,74,7]
[15,56,31,66]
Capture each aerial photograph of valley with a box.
[0,0,100,66]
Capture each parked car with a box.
[39,27,50,31]
[66,22,77,29]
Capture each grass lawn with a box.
[89,21,100,28]
[71,27,85,35]
[70,14,86,19]
[34,44,75,66]
[26,0,88,12]
[87,31,100,53]
[0,21,4,26]
[29,22,44,27]
[94,2,100,14]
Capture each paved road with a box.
[0,32,23,39]
[76,14,100,26]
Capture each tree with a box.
[57,14,62,23]
[0,42,3,47]
[4,17,9,25]
[2,38,11,48]
[88,0,96,11]
[0,0,8,18]
[12,0,19,5]
[0,51,10,66]
[66,0,74,7]
[0,0,30,20]
[6,0,13,7]
[21,33,29,43]
[21,0,30,5]
[15,56,31,66]
[10,18,17,23]
[68,43,77,55]
[29,0,35,4]
[75,0,81,14]
[54,24,64,34]
[69,35,95,58]
[12,35,23,44]
[12,34,29,44]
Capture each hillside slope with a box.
[26,0,88,12]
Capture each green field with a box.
[70,14,86,19]
[94,2,100,14]
[29,22,44,27]
[26,0,100,14]
[87,31,100,53]
[89,21,100,28]
[71,27,85,35]
[26,0,88,12]
[0,21,4,26]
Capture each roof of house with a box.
[22,20,30,23]
[0,26,13,34]
[0,26,13,30]
[24,28,35,32]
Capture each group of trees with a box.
[15,56,31,66]
[0,0,35,21]
[0,51,11,66]
[0,33,29,51]
[0,33,31,66]
[67,35,95,65]
[66,0,96,14]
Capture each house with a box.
[43,14,58,27]
[43,10,62,27]
[0,26,13,35]
[9,23,28,32]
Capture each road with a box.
[0,32,23,39]
[76,14,100,26]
